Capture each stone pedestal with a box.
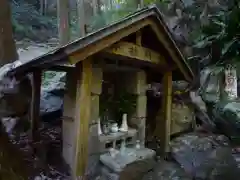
[100,147,155,179]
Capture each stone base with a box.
[100,147,155,173]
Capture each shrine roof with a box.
[10,5,194,81]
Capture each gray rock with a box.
[119,159,156,180]
[194,147,240,180]
[142,160,191,180]
[0,64,65,124]
[213,100,240,141]
[40,91,63,122]
[170,133,240,179]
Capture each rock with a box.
[199,66,223,103]
[142,160,191,180]
[0,63,65,126]
[212,100,240,141]
[101,166,120,180]
[42,71,66,94]
[119,159,156,180]
[1,117,18,133]
[194,147,240,180]
[190,91,207,112]
[170,133,235,179]
[40,91,63,123]
[39,71,66,123]
[0,63,31,118]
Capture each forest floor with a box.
[16,39,58,63]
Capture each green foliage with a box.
[193,0,240,65]
[11,1,57,41]
[100,91,137,123]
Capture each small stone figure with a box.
[136,140,141,149]
[102,124,109,134]
[97,118,102,136]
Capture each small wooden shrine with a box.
[10,6,194,179]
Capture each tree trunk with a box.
[0,0,18,66]
[136,0,144,9]
[96,0,101,14]
[76,0,86,37]
[57,0,71,45]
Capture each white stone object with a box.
[109,148,119,158]
[225,64,238,99]
[110,123,119,133]
[136,140,141,149]
[98,118,103,135]
[119,113,128,132]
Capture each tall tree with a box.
[0,0,18,66]
[57,0,71,45]
[76,0,87,37]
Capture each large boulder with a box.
[119,159,156,180]
[199,66,223,103]
[0,63,66,132]
[40,71,66,123]
[170,133,239,179]
[212,100,240,141]
[194,147,240,180]
[142,160,191,180]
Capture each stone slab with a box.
[100,148,155,173]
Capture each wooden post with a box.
[30,69,42,148]
[157,71,172,154]
[73,58,93,179]
[57,0,70,45]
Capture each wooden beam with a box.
[68,19,150,64]
[73,58,92,179]
[67,17,192,81]
[30,69,42,145]
[104,41,166,66]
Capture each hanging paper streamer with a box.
[225,64,238,99]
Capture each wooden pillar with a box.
[156,71,172,154]
[87,63,103,175]
[30,69,42,149]
[73,58,93,179]
[63,59,102,178]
